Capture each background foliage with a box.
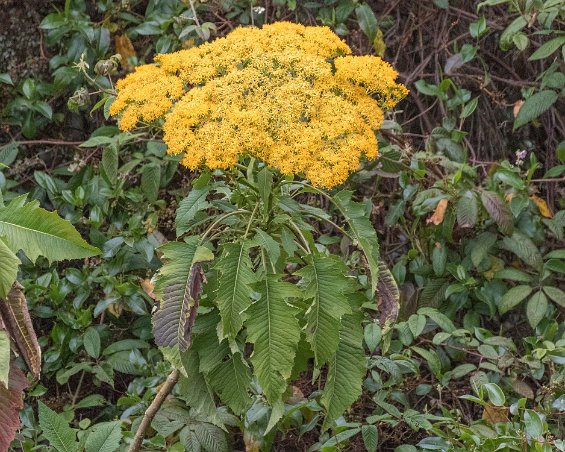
[0,0,563,451]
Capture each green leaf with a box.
[192,423,228,452]
[83,327,101,359]
[480,191,513,235]
[408,314,426,338]
[153,237,213,351]
[0,197,100,263]
[364,322,381,354]
[523,409,544,438]
[411,346,442,378]
[38,401,78,452]
[0,73,13,85]
[296,255,352,368]
[501,231,543,270]
[214,242,254,340]
[499,285,533,314]
[493,267,533,283]
[246,275,301,403]
[176,187,211,236]
[0,331,9,387]
[514,90,558,130]
[257,166,273,216]
[0,238,19,299]
[333,191,379,295]
[543,286,565,307]
[471,232,497,267]
[483,383,505,406]
[356,3,378,42]
[526,291,548,329]
[85,421,121,452]
[417,307,455,332]
[251,229,280,268]
[321,294,365,431]
[141,163,161,203]
[362,424,379,452]
[529,37,565,60]
[207,351,252,415]
[456,190,478,228]
[432,242,447,276]
[499,16,527,51]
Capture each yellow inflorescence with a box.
[110,22,407,188]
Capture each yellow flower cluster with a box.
[110,22,407,188]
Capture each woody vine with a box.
[108,22,407,448]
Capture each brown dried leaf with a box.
[0,284,41,379]
[0,362,29,451]
[513,100,524,118]
[530,195,553,218]
[512,379,534,399]
[427,199,449,225]
[140,278,156,300]
[114,35,136,70]
[482,403,509,424]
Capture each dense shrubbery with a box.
[0,0,563,451]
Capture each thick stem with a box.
[128,369,180,452]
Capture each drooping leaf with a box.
[0,238,19,299]
[178,348,218,418]
[153,237,213,351]
[456,190,478,228]
[246,275,301,403]
[214,242,255,340]
[207,351,252,414]
[0,196,100,263]
[321,294,365,431]
[0,363,29,451]
[333,191,379,295]
[480,191,513,235]
[514,90,558,130]
[85,421,122,452]
[38,401,79,452]
[376,260,400,326]
[0,284,41,378]
[176,187,211,236]
[356,3,378,42]
[296,255,352,369]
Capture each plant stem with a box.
[128,369,180,452]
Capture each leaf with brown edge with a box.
[0,283,41,379]
[376,260,400,327]
[480,191,513,235]
[0,362,29,451]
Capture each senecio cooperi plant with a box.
[110,22,407,432]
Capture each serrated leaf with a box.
[296,255,352,368]
[38,401,78,452]
[526,291,547,329]
[192,423,228,452]
[83,327,101,359]
[0,238,19,299]
[0,284,41,378]
[214,242,254,340]
[85,421,121,452]
[141,163,161,203]
[246,275,301,403]
[456,191,478,228]
[176,187,211,236]
[321,294,365,431]
[153,237,213,351]
[207,352,252,415]
[362,424,378,452]
[501,231,543,270]
[333,191,379,295]
[376,260,399,326]
[529,36,565,60]
[480,191,513,235]
[0,363,28,451]
[514,90,558,130]
[0,196,100,263]
[499,285,533,314]
[251,229,280,267]
[101,146,118,184]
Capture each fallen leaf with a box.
[115,35,136,70]
[513,99,524,118]
[482,403,509,424]
[427,199,449,225]
[530,195,553,218]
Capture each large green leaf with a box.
[296,255,352,369]
[38,401,78,452]
[0,238,19,299]
[333,191,380,295]
[153,237,213,351]
[514,90,558,130]
[246,275,301,403]
[0,196,99,263]
[176,187,211,236]
[321,294,365,431]
[85,421,122,452]
[207,351,252,414]
[214,242,255,340]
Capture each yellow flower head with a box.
[110,22,407,188]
